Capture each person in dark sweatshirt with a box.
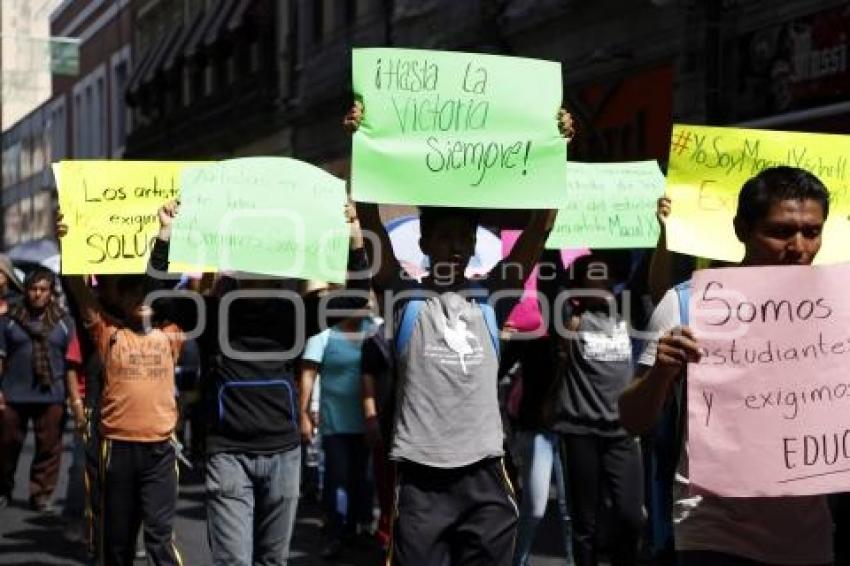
[150,200,367,566]
[545,250,643,566]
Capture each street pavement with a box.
[0,426,571,565]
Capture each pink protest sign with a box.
[688,263,850,497]
[500,230,588,332]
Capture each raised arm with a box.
[355,201,399,292]
[618,327,700,434]
[344,200,376,294]
[345,102,400,291]
[57,212,103,325]
[62,276,102,327]
[498,209,557,293]
[298,361,319,444]
[149,200,179,274]
[66,364,86,434]
[648,196,672,305]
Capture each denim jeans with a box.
[206,448,301,566]
[322,433,372,540]
[513,431,572,566]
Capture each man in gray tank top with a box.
[348,101,573,565]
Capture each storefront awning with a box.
[184,8,219,58]
[227,0,253,32]
[204,0,238,47]
[126,45,156,98]
[163,10,204,72]
[143,24,183,84]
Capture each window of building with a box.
[48,99,66,164]
[111,47,132,156]
[2,144,21,187]
[190,61,204,103]
[183,66,193,107]
[20,138,26,181]
[250,41,261,73]
[9,144,21,185]
[95,77,105,156]
[204,63,214,96]
[44,123,52,167]
[72,65,108,158]
[84,85,94,157]
[73,92,82,157]
[226,54,236,85]
[2,148,10,187]
[33,131,45,174]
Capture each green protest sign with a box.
[546,161,665,249]
[351,48,567,208]
[169,157,350,282]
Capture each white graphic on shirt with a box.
[438,308,478,375]
[580,321,631,362]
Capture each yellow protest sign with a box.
[55,160,205,274]
[666,124,850,263]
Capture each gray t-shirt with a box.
[640,287,832,564]
[390,276,510,468]
[552,309,632,436]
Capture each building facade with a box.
[124,0,850,169]
[123,0,287,159]
[3,0,849,248]
[1,0,132,248]
[0,0,62,132]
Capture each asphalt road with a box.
[0,426,571,565]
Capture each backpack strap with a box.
[371,323,392,363]
[394,283,501,357]
[466,280,499,356]
[470,294,499,356]
[394,297,425,355]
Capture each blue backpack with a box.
[648,280,691,554]
[394,283,500,357]
[376,284,501,448]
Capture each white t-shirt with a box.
[639,287,833,565]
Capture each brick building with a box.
[1,0,132,248]
[3,0,850,247]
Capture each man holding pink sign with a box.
[619,166,834,566]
